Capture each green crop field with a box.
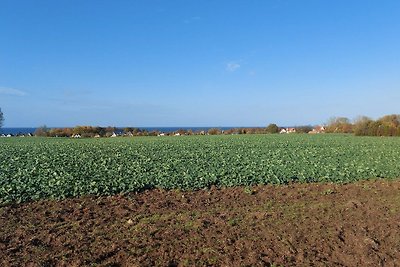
[1,134,400,203]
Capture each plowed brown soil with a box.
[1,179,400,267]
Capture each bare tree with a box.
[0,108,3,129]
[325,117,353,133]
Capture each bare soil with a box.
[1,179,400,266]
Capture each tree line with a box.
[31,124,313,137]
[34,126,162,137]
[326,114,400,136]
[1,107,399,137]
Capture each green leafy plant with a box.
[1,134,400,204]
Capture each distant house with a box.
[6,134,12,137]
[308,126,326,134]
[280,128,296,134]
[72,134,81,138]
[94,134,101,138]
[158,133,165,136]
[125,131,133,137]
[111,132,117,138]
[174,133,181,136]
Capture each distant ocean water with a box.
[0,127,249,135]
[1,128,37,135]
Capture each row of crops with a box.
[1,134,400,203]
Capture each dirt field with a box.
[1,179,400,266]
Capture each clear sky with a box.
[1,0,399,127]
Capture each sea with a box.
[0,127,249,135]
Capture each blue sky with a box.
[1,0,399,127]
